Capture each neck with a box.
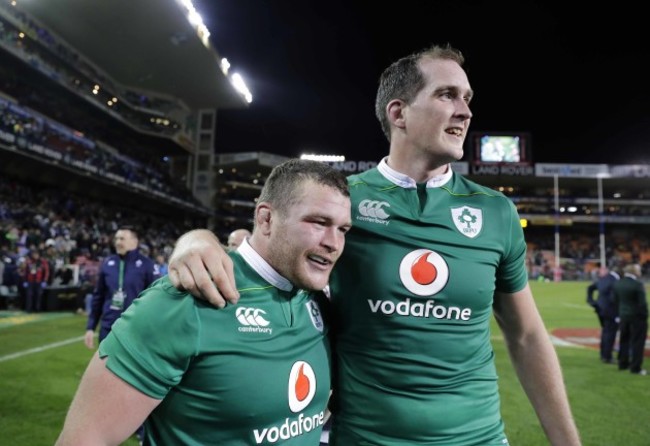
[247,234,266,259]
[118,249,134,258]
[386,152,450,183]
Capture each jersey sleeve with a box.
[99,277,200,399]
[494,198,528,294]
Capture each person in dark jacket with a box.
[613,263,648,375]
[84,226,159,348]
[587,266,620,363]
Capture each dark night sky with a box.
[194,0,650,166]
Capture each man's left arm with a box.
[586,281,598,307]
[493,284,581,446]
[55,352,161,446]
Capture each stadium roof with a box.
[15,0,248,110]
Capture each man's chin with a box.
[447,147,464,162]
[296,274,330,292]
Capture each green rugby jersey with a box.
[329,160,528,445]
[100,240,331,445]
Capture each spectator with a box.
[154,253,168,276]
[614,263,648,375]
[84,226,159,347]
[586,266,620,363]
[227,228,251,251]
[23,248,49,312]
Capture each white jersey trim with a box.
[237,237,293,292]
[377,157,453,189]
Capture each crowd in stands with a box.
[0,8,214,312]
[0,176,200,311]
[213,168,261,242]
[0,96,203,209]
[0,6,208,212]
[526,227,650,281]
[0,9,185,136]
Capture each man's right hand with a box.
[168,229,239,308]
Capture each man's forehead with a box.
[296,181,346,199]
[290,183,349,210]
[420,57,472,91]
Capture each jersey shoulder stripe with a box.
[444,173,505,199]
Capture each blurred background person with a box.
[226,228,251,251]
[586,266,620,364]
[84,226,159,349]
[22,248,50,313]
[614,263,648,375]
[154,253,169,277]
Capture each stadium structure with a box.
[0,0,249,226]
[0,0,648,284]
[213,149,650,281]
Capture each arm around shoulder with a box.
[168,229,239,307]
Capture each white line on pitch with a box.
[0,336,86,362]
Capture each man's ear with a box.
[255,203,273,236]
[387,99,406,130]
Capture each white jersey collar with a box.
[377,157,453,189]
[236,237,293,292]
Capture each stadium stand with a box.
[0,0,250,309]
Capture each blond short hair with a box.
[623,264,641,276]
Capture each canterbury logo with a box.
[357,200,390,225]
[236,307,273,334]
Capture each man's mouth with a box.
[307,254,332,267]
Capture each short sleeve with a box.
[494,199,528,294]
[99,278,200,399]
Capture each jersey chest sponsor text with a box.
[251,361,325,444]
[367,248,472,320]
[368,297,471,320]
[253,411,325,444]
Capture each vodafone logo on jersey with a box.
[399,249,449,296]
[252,360,325,443]
[369,249,471,321]
[287,361,317,412]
